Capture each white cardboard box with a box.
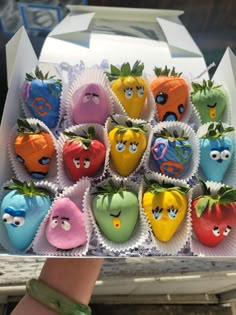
[1,5,236,256]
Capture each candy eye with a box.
[61,220,71,231]
[84,158,91,169]
[116,141,126,152]
[129,142,138,153]
[16,155,24,163]
[155,92,168,105]
[223,225,231,236]
[73,157,80,168]
[210,150,221,160]
[221,150,231,160]
[83,94,90,103]
[2,213,13,224]
[124,87,133,99]
[136,86,144,97]
[92,94,99,104]
[13,216,25,227]
[212,226,220,237]
[39,157,51,165]
[167,206,178,219]
[50,219,58,229]
[152,206,163,220]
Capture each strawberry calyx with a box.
[191,79,221,95]
[92,179,129,196]
[63,126,96,150]
[106,60,144,82]
[154,128,189,142]
[4,178,50,198]
[17,118,43,135]
[194,180,236,217]
[26,66,61,83]
[153,66,182,78]
[110,115,147,134]
[144,176,189,195]
[200,122,234,139]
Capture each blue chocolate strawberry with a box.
[23,66,62,128]
[0,179,52,251]
[151,128,192,178]
[199,122,234,182]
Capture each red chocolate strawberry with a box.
[191,181,236,247]
[63,126,106,181]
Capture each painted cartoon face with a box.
[151,137,192,178]
[72,83,110,124]
[46,198,87,250]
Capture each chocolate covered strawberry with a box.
[191,80,227,123]
[63,126,106,181]
[151,128,192,178]
[23,66,62,128]
[14,118,55,179]
[1,179,52,251]
[191,181,236,247]
[199,122,234,182]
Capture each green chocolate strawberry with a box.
[92,180,139,243]
[191,80,227,123]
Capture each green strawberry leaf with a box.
[110,64,121,76]
[195,197,209,217]
[219,189,236,204]
[121,63,131,76]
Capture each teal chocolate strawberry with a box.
[23,66,62,128]
[92,180,139,243]
[0,179,52,251]
[199,122,234,182]
[191,80,227,123]
[151,128,192,178]
[191,181,236,247]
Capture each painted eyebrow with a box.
[85,93,91,96]
[52,216,59,219]
[61,216,70,221]
[92,93,99,97]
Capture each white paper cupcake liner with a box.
[64,68,114,127]
[20,62,64,132]
[145,121,200,182]
[191,181,236,256]
[105,114,153,180]
[147,72,192,124]
[8,118,58,184]
[57,124,110,189]
[111,74,156,122]
[197,122,236,187]
[0,179,57,254]
[85,177,149,254]
[140,172,192,255]
[32,178,91,256]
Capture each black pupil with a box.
[15,221,20,225]
[155,92,168,105]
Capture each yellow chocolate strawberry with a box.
[107,61,148,119]
[108,117,147,176]
[142,178,189,242]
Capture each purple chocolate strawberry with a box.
[151,128,192,178]
[199,122,234,182]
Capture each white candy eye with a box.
[61,220,71,231]
[221,150,231,160]
[223,225,231,236]
[50,219,58,229]
[73,158,80,168]
[83,94,90,103]
[210,150,221,160]
[129,142,138,153]
[124,87,133,99]
[13,217,25,227]
[93,95,99,104]
[2,213,13,224]
[83,159,90,169]
[137,86,144,97]
[212,227,220,237]
[116,141,126,152]
[152,207,163,220]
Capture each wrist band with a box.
[26,278,92,315]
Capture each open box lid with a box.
[39,5,206,76]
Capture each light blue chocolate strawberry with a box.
[23,66,62,128]
[199,122,234,182]
[151,128,192,178]
[0,179,52,251]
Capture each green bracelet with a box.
[26,279,92,315]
